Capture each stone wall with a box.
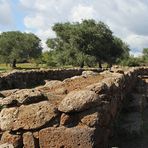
[0,68,100,90]
[0,67,147,148]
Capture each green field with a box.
[0,63,47,73]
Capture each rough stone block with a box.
[0,101,58,131]
[39,126,96,148]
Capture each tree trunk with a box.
[12,59,16,68]
[98,61,102,69]
[80,61,84,68]
[108,62,112,71]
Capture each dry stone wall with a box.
[0,69,83,90]
[0,68,101,90]
[0,67,147,148]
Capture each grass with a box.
[0,63,47,73]
[0,64,11,73]
[0,63,83,73]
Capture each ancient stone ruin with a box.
[0,67,147,148]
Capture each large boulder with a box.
[58,90,101,113]
[0,89,47,106]
[39,126,97,148]
[0,101,58,131]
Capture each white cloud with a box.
[19,0,34,9]
[0,0,13,27]
[18,0,148,54]
[70,4,95,22]
[125,34,148,50]
[36,29,56,51]
[24,14,46,29]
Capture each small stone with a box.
[23,132,35,148]
[60,113,72,126]
[0,131,22,148]
[0,143,14,148]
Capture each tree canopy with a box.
[0,31,42,64]
[46,19,130,67]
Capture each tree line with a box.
[45,20,130,68]
[0,31,42,67]
[0,20,147,68]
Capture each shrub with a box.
[119,56,141,67]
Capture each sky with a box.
[1,0,148,56]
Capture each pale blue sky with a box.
[1,0,148,55]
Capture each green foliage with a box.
[119,56,141,67]
[142,48,148,63]
[0,31,42,64]
[46,20,129,67]
[41,51,57,67]
[113,37,130,62]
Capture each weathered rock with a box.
[33,131,39,139]
[54,87,68,95]
[0,89,19,97]
[58,90,100,113]
[79,106,111,128]
[63,75,83,83]
[43,92,62,107]
[0,107,18,131]
[102,78,118,93]
[44,80,63,88]
[39,126,96,148]
[0,67,147,148]
[60,113,73,126]
[86,82,108,94]
[0,101,58,131]
[60,113,78,127]
[100,70,112,76]
[70,75,83,80]
[23,132,36,148]
[80,112,99,127]
[0,89,47,106]
[0,143,14,148]
[113,68,124,74]
[0,131,22,148]
[82,71,98,77]
[0,93,4,98]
